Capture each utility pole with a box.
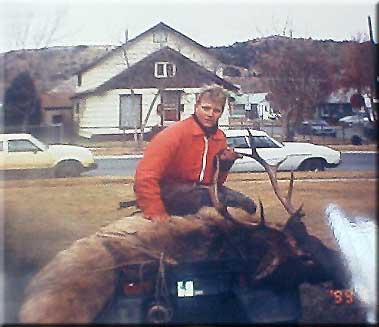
[367,16,378,122]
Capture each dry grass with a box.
[3,172,376,267]
[2,172,377,323]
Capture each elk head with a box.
[206,128,348,288]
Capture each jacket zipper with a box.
[199,136,208,182]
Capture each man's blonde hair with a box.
[196,85,228,110]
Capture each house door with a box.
[160,90,182,125]
[119,94,142,129]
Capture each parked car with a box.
[224,129,341,172]
[297,120,337,137]
[267,112,282,120]
[338,113,369,126]
[0,133,97,178]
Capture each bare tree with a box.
[255,39,335,141]
[338,33,376,122]
[4,4,69,51]
[2,3,69,131]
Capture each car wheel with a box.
[55,161,83,178]
[300,159,325,172]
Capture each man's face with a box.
[194,95,224,128]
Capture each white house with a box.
[72,22,238,138]
[231,92,277,120]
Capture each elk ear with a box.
[259,199,265,225]
[293,204,305,219]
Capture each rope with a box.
[154,252,174,318]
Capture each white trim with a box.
[199,136,209,182]
[154,62,176,78]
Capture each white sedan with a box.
[225,129,341,172]
[338,114,369,126]
[0,133,98,178]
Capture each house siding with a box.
[77,88,230,138]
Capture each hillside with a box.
[0,45,115,99]
[0,36,359,99]
[209,36,357,92]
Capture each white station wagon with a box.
[0,133,97,178]
[224,129,341,172]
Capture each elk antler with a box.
[238,128,303,217]
[202,155,260,228]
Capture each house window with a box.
[153,31,168,43]
[52,114,63,124]
[154,62,176,78]
[78,74,82,86]
[232,104,246,117]
[75,103,80,114]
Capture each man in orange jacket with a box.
[134,86,256,222]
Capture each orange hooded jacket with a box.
[134,116,228,218]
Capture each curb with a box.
[94,151,376,160]
[94,154,143,159]
[341,151,377,154]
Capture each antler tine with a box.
[205,155,257,228]
[259,199,265,226]
[211,154,221,210]
[287,171,294,202]
[245,128,299,216]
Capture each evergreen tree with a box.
[3,71,41,132]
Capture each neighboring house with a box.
[40,93,73,128]
[72,22,238,138]
[230,92,276,120]
[315,89,373,123]
[315,90,354,123]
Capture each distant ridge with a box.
[0,36,362,99]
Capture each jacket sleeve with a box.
[217,138,229,185]
[134,129,179,218]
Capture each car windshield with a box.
[311,121,328,127]
[30,136,49,150]
[249,135,282,148]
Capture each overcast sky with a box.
[0,0,377,53]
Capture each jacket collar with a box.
[189,116,224,140]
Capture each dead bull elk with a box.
[205,128,350,287]
[19,129,349,324]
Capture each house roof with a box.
[73,47,238,98]
[41,93,73,109]
[248,93,268,104]
[231,92,268,105]
[76,22,221,75]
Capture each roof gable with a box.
[86,47,237,94]
[77,22,221,75]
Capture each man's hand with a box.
[218,147,243,161]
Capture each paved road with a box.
[84,152,377,177]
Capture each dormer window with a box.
[154,62,176,78]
